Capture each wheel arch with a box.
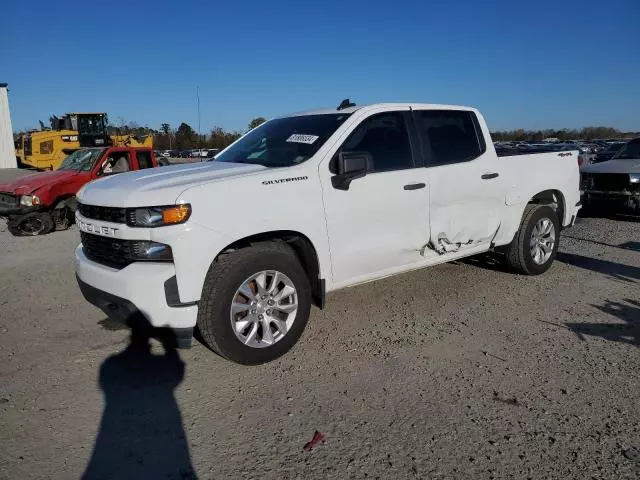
[528,189,566,226]
[52,194,77,211]
[495,189,567,248]
[217,230,325,309]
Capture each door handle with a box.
[481,173,499,180]
[404,183,426,190]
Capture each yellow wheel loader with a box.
[18,113,152,170]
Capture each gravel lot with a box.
[0,202,638,479]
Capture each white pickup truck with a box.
[75,102,581,364]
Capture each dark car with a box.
[581,138,640,213]
[594,142,625,163]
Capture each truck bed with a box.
[497,149,581,226]
[496,148,559,157]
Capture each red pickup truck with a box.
[0,146,158,236]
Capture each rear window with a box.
[136,151,153,169]
[415,110,485,165]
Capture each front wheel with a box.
[504,204,560,275]
[7,212,55,236]
[197,241,311,365]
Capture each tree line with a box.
[490,126,638,142]
[18,116,636,147]
[145,117,266,150]
[123,121,638,148]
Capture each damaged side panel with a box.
[426,208,501,255]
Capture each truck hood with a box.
[582,158,640,174]
[78,161,267,207]
[0,170,79,195]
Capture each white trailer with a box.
[0,83,17,169]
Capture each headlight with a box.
[127,204,191,228]
[130,241,173,261]
[20,195,41,207]
[630,174,640,184]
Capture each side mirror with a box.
[332,151,372,190]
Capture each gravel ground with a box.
[0,211,638,479]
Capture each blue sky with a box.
[2,0,639,133]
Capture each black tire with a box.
[53,207,73,231]
[7,212,55,237]
[197,241,312,365]
[504,204,560,275]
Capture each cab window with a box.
[136,151,153,169]
[339,112,413,172]
[101,152,131,175]
[415,110,485,165]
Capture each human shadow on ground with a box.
[556,252,640,282]
[83,317,197,480]
[566,299,640,347]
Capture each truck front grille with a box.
[590,173,630,192]
[0,193,18,207]
[81,232,136,269]
[78,203,129,224]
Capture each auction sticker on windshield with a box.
[286,134,319,144]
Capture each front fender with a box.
[53,196,78,212]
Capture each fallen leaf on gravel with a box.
[493,390,519,406]
[623,447,640,462]
[303,431,325,451]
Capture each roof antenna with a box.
[337,98,356,111]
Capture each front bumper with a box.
[582,190,640,211]
[75,244,198,335]
[0,204,43,217]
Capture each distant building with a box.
[0,83,17,169]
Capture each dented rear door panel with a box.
[426,154,505,254]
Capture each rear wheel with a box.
[7,212,55,236]
[197,241,311,365]
[504,204,559,275]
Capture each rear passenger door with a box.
[413,109,504,253]
[320,108,430,285]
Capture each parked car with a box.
[0,147,158,236]
[190,149,218,159]
[593,142,625,163]
[581,138,640,212]
[74,102,581,364]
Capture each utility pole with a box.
[196,86,201,153]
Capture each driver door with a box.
[319,108,430,286]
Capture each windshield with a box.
[216,114,352,167]
[605,143,623,152]
[613,140,640,159]
[58,148,105,171]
